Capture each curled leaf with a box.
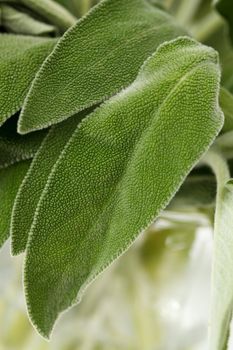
[0,34,56,126]
[11,112,87,255]
[18,0,184,134]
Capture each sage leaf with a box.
[11,112,87,255]
[210,180,233,350]
[18,0,184,134]
[203,149,231,350]
[0,115,47,169]
[24,37,223,337]
[0,161,30,248]
[0,34,56,126]
[0,4,56,35]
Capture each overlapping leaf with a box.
[0,115,47,169]
[18,0,184,134]
[11,112,89,255]
[0,4,56,35]
[21,0,76,32]
[24,37,223,337]
[0,34,56,126]
[0,160,30,248]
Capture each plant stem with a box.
[21,0,77,32]
[202,148,230,196]
[191,12,223,42]
[175,0,202,26]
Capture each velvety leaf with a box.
[18,0,184,134]
[11,112,87,255]
[0,161,30,248]
[0,34,56,126]
[24,37,223,337]
[214,0,233,43]
[0,115,47,169]
[0,4,56,35]
[20,0,77,32]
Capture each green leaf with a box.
[0,34,56,126]
[0,160,30,248]
[210,180,233,350]
[0,115,47,169]
[0,4,56,35]
[203,148,231,350]
[214,0,233,43]
[18,0,184,134]
[11,112,88,255]
[24,37,223,338]
[20,0,77,32]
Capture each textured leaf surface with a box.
[0,161,30,248]
[0,34,56,126]
[18,0,184,134]
[0,4,56,35]
[24,37,223,337]
[11,112,87,255]
[0,115,46,169]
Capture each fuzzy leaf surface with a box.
[18,0,184,134]
[0,34,56,126]
[0,161,30,248]
[11,113,87,255]
[24,37,223,337]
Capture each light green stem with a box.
[175,0,202,26]
[202,148,230,197]
[191,12,223,42]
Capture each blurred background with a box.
[0,213,214,350]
